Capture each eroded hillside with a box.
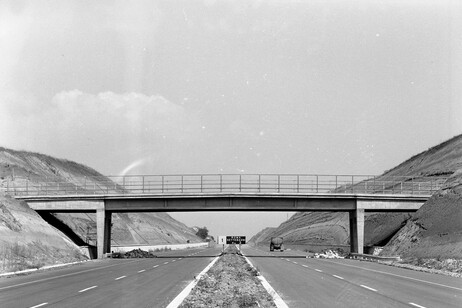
[250,134,462,256]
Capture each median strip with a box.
[78,285,97,293]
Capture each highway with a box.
[242,246,462,308]
[2,245,461,308]
[0,247,221,308]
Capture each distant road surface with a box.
[0,247,220,308]
[242,246,462,308]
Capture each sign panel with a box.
[226,236,246,244]
[217,236,226,245]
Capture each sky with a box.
[1,0,461,239]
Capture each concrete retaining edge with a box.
[111,242,208,253]
[0,260,90,277]
[349,253,400,261]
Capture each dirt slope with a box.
[0,193,86,272]
[0,147,202,263]
[250,134,462,255]
[381,169,462,258]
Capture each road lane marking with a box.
[138,270,146,273]
[302,265,309,268]
[164,262,169,265]
[166,256,220,308]
[360,285,377,292]
[78,285,97,293]
[292,262,298,264]
[153,265,159,268]
[315,269,323,272]
[115,276,126,280]
[409,303,426,308]
[29,303,48,308]
[172,260,176,262]
[322,260,462,291]
[333,275,344,280]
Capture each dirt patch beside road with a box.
[179,246,277,308]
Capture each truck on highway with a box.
[270,237,284,252]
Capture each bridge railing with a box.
[2,174,448,197]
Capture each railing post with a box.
[142,176,145,194]
[316,175,319,193]
[297,175,299,193]
[162,176,164,193]
[335,175,338,192]
[239,174,242,192]
[258,174,261,192]
[200,175,203,193]
[181,175,184,193]
[220,174,223,192]
[278,175,280,193]
[122,176,125,194]
[351,175,354,193]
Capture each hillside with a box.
[381,169,462,258]
[0,193,86,272]
[0,147,202,268]
[250,134,462,257]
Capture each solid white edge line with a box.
[360,285,377,292]
[333,275,344,280]
[115,275,126,280]
[78,285,97,293]
[409,303,426,308]
[29,303,48,308]
[243,256,289,308]
[165,256,220,308]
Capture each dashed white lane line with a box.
[172,260,176,262]
[333,275,344,280]
[115,275,126,280]
[360,285,377,292]
[29,303,48,308]
[409,303,426,308]
[153,265,159,268]
[302,265,309,268]
[138,270,146,273]
[164,262,169,265]
[314,269,323,272]
[78,285,97,293]
[292,261,298,264]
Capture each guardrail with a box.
[2,174,448,197]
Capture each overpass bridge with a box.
[4,174,446,258]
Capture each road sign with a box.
[226,236,246,244]
[217,236,226,245]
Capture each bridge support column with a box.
[96,209,112,259]
[349,208,364,254]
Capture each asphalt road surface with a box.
[2,245,461,308]
[0,247,221,308]
[242,246,462,308]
